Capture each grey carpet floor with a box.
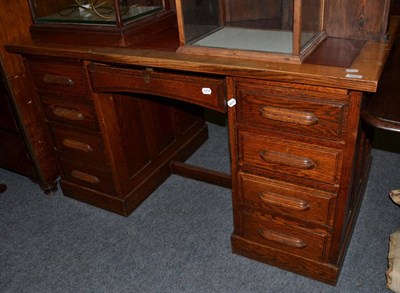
[1,123,399,293]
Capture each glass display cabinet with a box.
[175,0,392,63]
[28,0,174,46]
[27,0,393,57]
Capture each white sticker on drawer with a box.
[202,87,212,95]
[227,98,237,107]
[346,74,363,79]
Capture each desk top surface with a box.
[6,17,400,93]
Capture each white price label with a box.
[202,88,212,95]
[227,98,237,108]
[346,68,359,73]
[346,74,363,79]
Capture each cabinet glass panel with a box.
[181,0,296,54]
[176,0,327,62]
[30,0,164,25]
[301,0,323,50]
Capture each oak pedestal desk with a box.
[6,18,399,285]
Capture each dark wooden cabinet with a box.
[0,74,19,131]
[0,67,36,177]
[0,61,58,193]
[0,0,58,193]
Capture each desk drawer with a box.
[58,155,115,195]
[238,209,329,261]
[29,58,90,96]
[238,131,342,184]
[238,172,336,226]
[89,63,226,112]
[236,81,348,140]
[51,125,106,162]
[41,96,98,130]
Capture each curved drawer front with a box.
[41,96,98,130]
[236,81,348,140]
[238,131,343,184]
[238,172,336,226]
[29,59,90,96]
[89,63,226,112]
[238,209,330,262]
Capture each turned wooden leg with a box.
[0,184,7,193]
[39,180,58,195]
[30,178,58,195]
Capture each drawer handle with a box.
[260,106,318,126]
[52,107,84,121]
[43,74,74,86]
[259,150,315,170]
[258,229,306,249]
[258,192,310,211]
[62,139,94,153]
[71,170,100,184]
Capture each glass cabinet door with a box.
[300,0,323,51]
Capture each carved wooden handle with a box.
[62,139,93,153]
[258,192,310,211]
[52,107,84,121]
[71,170,100,184]
[258,229,306,249]
[260,106,318,126]
[259,150,315,169]
[43,74,74,86]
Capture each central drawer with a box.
[238,131,343,184]
[89,63,227,112]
